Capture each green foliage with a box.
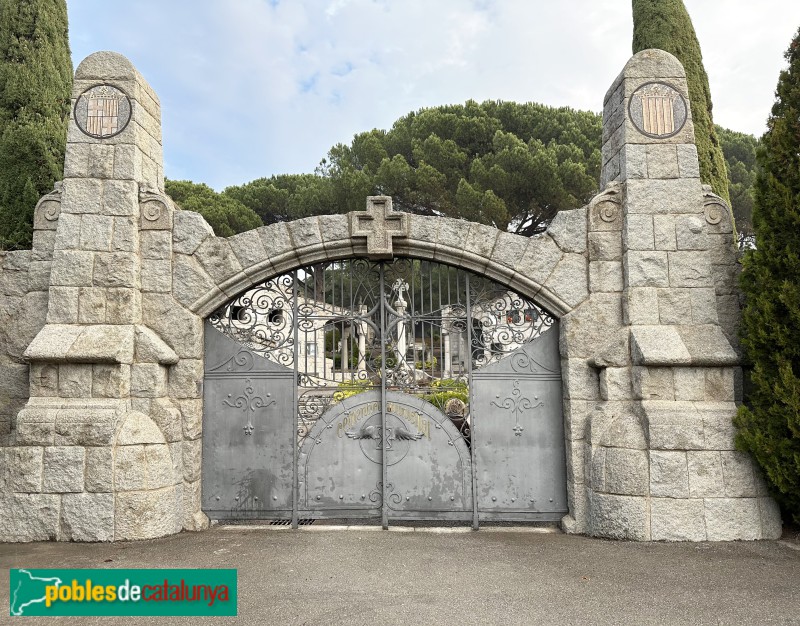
[734,27,800,523]
[423,379,469,410]
[332,378,373,403]
[164,179,262,237]
[632,0,731,206]
[226,100,602,236]
[716,125,758,242]
[0,0,72,249]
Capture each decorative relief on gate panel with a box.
[223,378,276,436]
[491,380,543,436]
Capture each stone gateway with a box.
[0,49,781,542]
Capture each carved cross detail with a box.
[349,196,409,258]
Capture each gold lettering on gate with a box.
[335,401,431,440]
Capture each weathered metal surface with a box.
[202,321,295,519]
[472,325,567,520]
[202,259,565,525]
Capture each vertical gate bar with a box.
[464,272,479,530]
[379,263,389,529]
[292,269,300,529]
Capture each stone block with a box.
[604,448,648,496]
[513,234,563,289]
[168,359,203,399]
[146,443,178,489]
[28,261,52,291]
[720,451,756,497]
[646,144,679,179]
[562,359,599,400]
[183,439,202,482]
[689,288,718,324]
[677,145,701,178]
[61,492,114,542]
[29,363,60,398]
[587,404,646,449]
[7,291,49,359]
[114,444,147,491]
[641,400,704,450]
[566,439,585,486]
[599,367,632,401]
[8,447,44,492]
[173,210,214,255]
[650,498,706,541]
[194,237,242,285]
[624,287,659,325]
[620,143,647,179]
[630,326,691,366]
[116,410,166,445]
[58,364,93,398]
[673,367,706,401]
[150,398,182,443]
[102,180,139,216]
[589,446,606,490]
[697,402,738,450]
[50,250,94,287]
[173,255,217,309]
[624,178,703,215]
[93,252,137,288]
[675,215,709,250]
[560,293,623,360]
[589,261,623,293]
[183,480,209,531]
[589,491,649,540]
[62,178,103,215]
[179,399,203,440]
[115,485,181,540]
[131,363,167,397]
[657,289,692,325]
[649,450,689,498]
[141,259,172,293]
[228,228,268,272]
[79,214,114,251]
[624,251,669,288]
[92,364,131,398]
[106,288,141,324]
[55,406,121,446]
[134,326,178,365]
[42,446,85,492]
[677,326,737,366]
[140,230,172,259]
[142,295,203,359]
[491,231,529,270]
[705,368,735,402]
[112,216,137,252]
[758,497,783,539]
[624,215,654,250]
[704,498,761,541]
[588,232,622,261]
[78,287,107,323]
[0,493,60,541]
[15,404,55,446]
[543,253,588,309]
[688,451,724,497]
[546,208,587,254]
[632,366,674,401]
[85,446,114,492]
[668,252,713,288]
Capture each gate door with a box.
[203,258,566,527]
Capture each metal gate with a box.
[202,258,566,527]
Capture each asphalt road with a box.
[2,525,799,625]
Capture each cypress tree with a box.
[632,0,730,205]
[734,26,800,523]
[0,0,72,250]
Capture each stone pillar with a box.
[442,331,451,379]
[586,49,781,540]
[341,326,350,372]
[0,52,197,542]
[356,304,368,375]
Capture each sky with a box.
[66,1,800,191]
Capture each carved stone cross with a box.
[349,196,409,258]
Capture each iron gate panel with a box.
[472,326,567,520]
[202,257,565,526]
[202,322,295,519]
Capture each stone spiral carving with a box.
[701,184,732,229]
[590,181,623,224]
[33,181,63,230]
[142,201,163,222]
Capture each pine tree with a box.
[632,0,730,205]
[0,0,72,249]
[734,26,800,523]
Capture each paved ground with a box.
[2,524,799,625]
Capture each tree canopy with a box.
[632,0,731,206]
[165,179,262,238]
[0,0,72,249]
[734,26,800,524]
[225,100,603,236]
